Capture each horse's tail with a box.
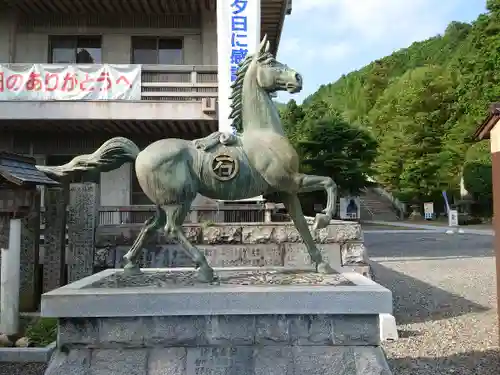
[36,137,141,179]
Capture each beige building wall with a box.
[0,12,217,64]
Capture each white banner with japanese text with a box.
[217,0,260,133]
[0,64,141,100]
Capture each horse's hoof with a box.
[316,262,336,274]
[123,262,142,276]
[313,213,331,230]
[196,266,217,283]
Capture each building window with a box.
[131,37,183,64]
[49,36,102,64]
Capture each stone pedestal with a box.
[41,268,393,374]
[94,220,372,278]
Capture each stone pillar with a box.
[100,163,131,224]
[33,155,46,207]
[19,190,41,312]
[216,0,260,132]
[0,216,8,304]
[201,9,217,65]
[264,202,273,223]
[67,183,98,282]
[0,189,41,312]
[490,124,500,344]
[0,219,21,334]
[43,187,67,293]
[0,189,42,311]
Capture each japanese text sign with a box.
[0,64,141,101]
[217,0,260,133]
[230,0,250,82]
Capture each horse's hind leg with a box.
[123,206,166,275]
[162,202,216,283]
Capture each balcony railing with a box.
[141,65,218,102]
[97,204,291,226]
[37,204,290,249]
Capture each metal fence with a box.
[97,204,290,225]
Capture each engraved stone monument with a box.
[42,268,393,374]
[0,152,59,313]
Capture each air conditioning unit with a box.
[201,97,217,114]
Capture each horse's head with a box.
[230,36,303,132]
[253,35,303,94]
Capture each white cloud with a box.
[293,0,332,12]
[292,0,453,44]
[280,37,351,62]
[280,37,301,54]
[319,43,352,61]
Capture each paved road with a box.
[365,231,499,375]
[363,220,494,235]
[365,231,494,260]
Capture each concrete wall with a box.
[201,9,217,65]
[0,11,15,63]
[0,12,217,64]
[100,164,132,213]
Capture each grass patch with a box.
[24,317,57,347]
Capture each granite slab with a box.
[40,267,392,318]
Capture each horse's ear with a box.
[259,34,268,53]
[264,40,271,53]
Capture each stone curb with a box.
[363,220,494,235]
[0,341,56,363]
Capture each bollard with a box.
[0,218,22,335]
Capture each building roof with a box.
[474,102,500,140]
[0,0,292,55]
[0,152,60,187]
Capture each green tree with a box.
[463,141,492,214]
[279,99,305,146]
[297,114,377,194]
[487,0,500,13]
[368,66,457,201]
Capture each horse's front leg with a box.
[279,192,336,274]
[297,174,337,230]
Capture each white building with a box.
[0,0,292,207]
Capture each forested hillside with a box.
[280,0,500,210]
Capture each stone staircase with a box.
[359,188,401,221]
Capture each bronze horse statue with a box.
[38,36,338,283]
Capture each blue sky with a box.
[276,0,487,103]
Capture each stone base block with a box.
[46,345,392,375]
[94,220,373,279]
[41,268,393,374]
[57,314,381,347]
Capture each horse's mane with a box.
[229,51,274,132]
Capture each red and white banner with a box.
[0,64,141,100]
